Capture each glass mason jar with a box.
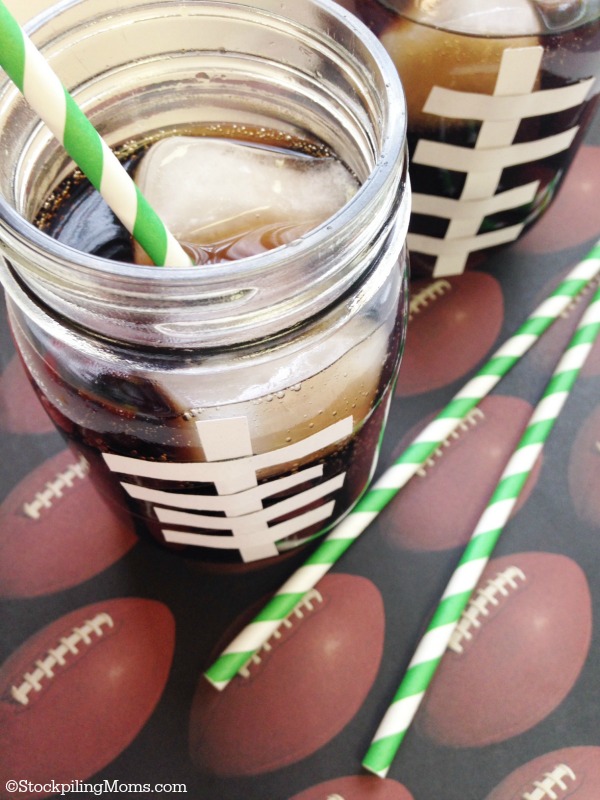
[0,0,410,565]
[349,0,600,278]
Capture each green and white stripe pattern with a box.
[362,279,600,779]
[0,0,190,267]
[204,242,600,691]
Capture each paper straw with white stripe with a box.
[0,1,190,267]
[203,241,600,691]
[362,281,600,778]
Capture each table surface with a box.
[0,99,599,800]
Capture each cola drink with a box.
[351,0,600,277]
[13,127,406,565]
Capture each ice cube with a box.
[239,321,391,463]
[156,314,391,463]
[380,3,539,130]
[134,136,358,264]
[397,0,543,35]
[531,0,586,31]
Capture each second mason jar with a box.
[350,0,600,278]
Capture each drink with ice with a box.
[133,134,360,265]
[18,127,404,564]
[350,0,600,277]
[0,1,410,565]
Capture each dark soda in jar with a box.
[9,125,406,565]
[351,0,600,277]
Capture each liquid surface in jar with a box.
[35,124,360,266]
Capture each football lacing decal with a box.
[449,566,526,654]
[522,763,576,799]
[239,589,324,678]
[9,612,114,705]
[559,274,599,320]
[408,279,452,321]
[22,454,89,520]
[417,407,485,477]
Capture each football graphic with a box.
[289,774,415,800]
[381,395,541,551]
[396,272,503,396]
[484,746,600,799]
[0,448,137,597]
[568,402,600,528]
[0,598,175,799]
[416,552,592,747]
[189,573,385,776]
[516,145,600,255]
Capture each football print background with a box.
[0,74,599,800]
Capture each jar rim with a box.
[0,132,406,288]
[0,0,406,283]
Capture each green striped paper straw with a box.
[203,241,600,691]
[0,0,190,267]
[362,280,600,778]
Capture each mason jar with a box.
[0,0,410,565]
[349,0,600,278]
